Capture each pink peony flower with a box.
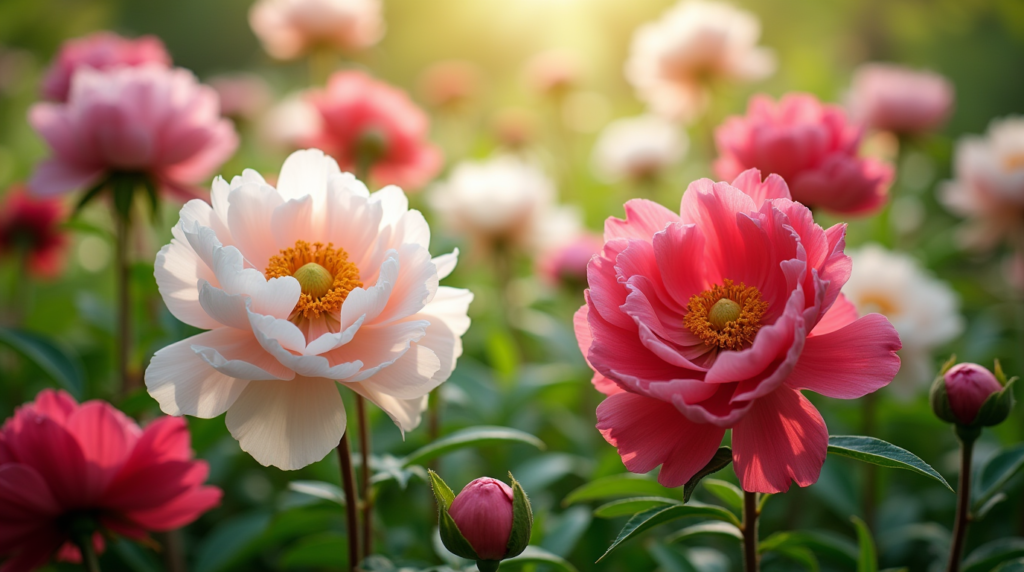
[943,363,1004,425]
[41,32,171,102]
[208,73,273,121]
[537,232,603,286]
[28,65,238,202]
[0,185,68,278]
[574,169,902,493]
[848,63,954,135]
[302,71,443,191]
[145,149,472,470]
[448,477,514,561]
[0,389,220,570]
[714,93,893,215]
[940,117,1024,251]
[626,0,775,122]
[525,50,579,97]
[418,60,481,109]
[249,0,383,60]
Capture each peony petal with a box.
[226,181,285,272]
[65,401,140,492]
[604,199,680,242]
[348,384,427,434]
[415,286,473,381]
[352,343,442,399]
[596,391,725,488]
[808,293,857,336]
[276,148,341,203]
[225,377,346,470]
[732,386,828,494]
[123,485,221,531]
[432,249,459,280]
[28,159,104,197]
[0,464,61,520]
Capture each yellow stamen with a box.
[684,280,767,350]
[265,241,362,320]
[1004,153,1024,171]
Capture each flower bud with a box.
[931,359,1016,431]
[448,478,514,561]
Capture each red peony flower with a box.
[714,93,893,215]
[0,390,220,570]
[574,170,902,493]
[0,186,68,278]
[302,71,443,191]
[41,32,171,103]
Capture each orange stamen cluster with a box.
[684,279,768,350]
[265,240,362,320]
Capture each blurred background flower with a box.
[847,63,955,136]
[248,0,384,61]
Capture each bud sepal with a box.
[428,470,480,561]
[504,471,533,559]
[930,356,1016,431]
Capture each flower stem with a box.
[115,209,131,395]
[742,490,760,572]
[337,430,361,571]
[861,391,879,528]
[76,533,102,572]
[356,395,373,558]
[947,429,978,572]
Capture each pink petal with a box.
[65,401,141,493]
[653,222,708,309]
[124,485,222,531]
[102,461,207,511]
[597,391,725,487]
[730,170,792,203]
[27,159,104,197]
[808,293,858,336]
[3,413,95,506]
[732,386,828,494]
[0,464,61,520]
[28,390,77,426]
[786,313,901,399]
[604,199,679,242]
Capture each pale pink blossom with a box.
[28,65,238,201]
[940,117,1024,250]
[260,92,323,151]
[41,32,171,102]
[145,149,472,470]
[575,169,901,493]
[0,390,220,570]
[591,115,687,182]
[848,63,954,135]
[249,0,383,60]
[715,93,893,215]
[418,60,481,109]
[208,73,273,120]
[626,0,774,122]
[538,232,603,286]
[525,50,579,97]
[302,71,443,191]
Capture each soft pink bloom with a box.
[525,50,579,97]
[944,363,1003,425]
[208,73,273,121]
[302,71,443,191]
[145,150,472,470]
[0,389,220,570]
[940,117,1024,251]
[714,93,894,215]
[574,169,902,493]
[41,32,171,102]
[249,0,383,60]
[0,185,68,278]
[448,477,514,561]
[538,232,603,285]
[848,63,954,135]
[28,65,238,202]
[492,108,536,149]
[626,0,775,122]
[418,60,481,109]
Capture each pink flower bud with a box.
[448,477,514,560]
[944,363,1003,425]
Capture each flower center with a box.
[857,292,899,316]
[1003,152,1024,171]
[684,280,768,350]
[265,240,362,320]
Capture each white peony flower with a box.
[249,0,384,60]
[941,116,1024,251]
[146,149,472,470]
[428,155,578,254]
[591,114,688,182]
[843,244,963,397]
[626,0,775,122]
[259,93,322,152]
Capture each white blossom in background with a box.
[941,116,1024,251]
[843,244,963,398]
[249,0,384,60]
[625,0,775,122]
[591,114,687,182]
[259,93,322,151]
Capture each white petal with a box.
[146,329,256,418]
[376,243,438,324]
[370,185,409,230]
[191,328,296,381]
[248,311,365,378]
[329,319,430,381]
[227,181,285,271]
[225,377,346,470]
[432,249,459,280]
[341,253,398,329]
[350,384,428,434]
[154,240,220,330]
[277,149,340,203]
[271,194,315,250]
[415,287,474,381]
[353,343,442,399]
[324,182,383,270]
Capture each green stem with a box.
[862,391,879,529]
[115,209,131,395]
[76,533,101,572]
[947,429,977,572]
[337,430,361,570]
[356,396,373,558]
[743,490,760,572]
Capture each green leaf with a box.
[759,531,859,565]
[828,436,952,491]
[402,426,544,467]
[975,493,1008,521]
[0,327,85,398]
[564,473,676,506]
[963,538,1024,572]
[702,478,744,512]
[110,538,162,572]
[767,546,820,572]
[278,533,348,570]
[287,481,345,505]
[193,511,272,572]
[506,472,533,558]
[597,503,741,561]
[996,559,1024,572]
[593,497,681,518]
[665,522,743,544]
[682,447,733,503]
[974,444,1024,514]
[74,179,108,214]
[427,469,455,509]
[851,516,877,572]
[502,546,578,572]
